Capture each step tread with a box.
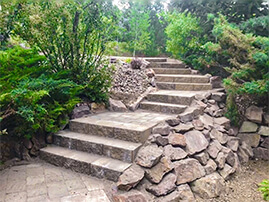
[156,74,207,78]
[156,81,212,85]
[149,90,209,97]
[40,145,131,172]
[141,101,187,108]
[56,130,142,151]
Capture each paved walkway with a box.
[0,160,114,202]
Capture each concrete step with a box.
[150,62,186,68]
[146,90,196,105]
[152,68,191,75]
[157,82,212,91]
[40,145,131,182]
[156,74,209,83]
[144,57,167,62]
[69,112,173,143]
[54,130,142,163]
[140,101,187,114]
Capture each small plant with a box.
[124,58,132,64]
[258,179,269,201]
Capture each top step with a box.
[149,62,186,69]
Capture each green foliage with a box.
[258,179,269,201]
[104,41,131,56]
[240,16,269,36]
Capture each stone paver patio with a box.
[0,160,114,202]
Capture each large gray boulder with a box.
[136,145,163,168]
[245,105,263,123]
[239,121,258,133]
[184,130,209,155]
[109,98,128,112]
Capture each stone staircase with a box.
[140,59,212,114]
[40,57,213,182]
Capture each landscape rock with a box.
[117,164,145,191]
[146,173,177,196]
[226,137,240,151]
[204,159,217,175]
[194,152,209,166]
[136,145,163,168]
[210,129,228,144]
[207,140,222,159]
[145,157,173,184]
[152,123,170,136]
[199,114,214,128]
[23,139,33,150]
[145,68,155,78]
[155,135,169,146]
[166,118,180,127]
[213,109,225,117]
[239,121,258,133]
[191,172,225,199]
[258,126,269,136]
[214,117,230,129]
[192,119,204,130]
[211,92,226,102]
[210,76,223,88]
[168,133,186,147]
[226,152,240,169]
[71,104,91,119]
[184,130,209,155]
[253,147,269,160]
[178,106,202,123]
[45,134,53,144]
[163,145,188,161]
[215,152,226,169]
[237,146,249,164]
[263,113,269,125]
[109,98,128,112]
[261,137,269,148]
[241,142,254,157]
[173,123,194,133]
[245,105,263,123]
[237,133,260,147]
[219,163,235,180]
[174,158,205,185]
[113,190,147,202]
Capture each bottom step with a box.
[40,145,131,182]
[140,101,187,114]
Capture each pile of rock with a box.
[238,105,269,161]
[114,91,257,201]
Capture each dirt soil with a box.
[196,159,269,202]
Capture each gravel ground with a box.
[196,159,269,202]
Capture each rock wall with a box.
[114,91,259,201]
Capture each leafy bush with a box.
[259,179,269,201]
[240,16,269,37]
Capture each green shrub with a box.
[259,179,269,201]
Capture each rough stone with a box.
[239,121,258,133]
[214,117,230,129]
[241,142,254,157]
[145,157,173,184]
[245,105,263,123]
[199,114,214,128]
[166,118,180,127]
[237,133,260,147]
[152,123,170,136]
[168,133,186,147]
[210,129,228,144]
[117,164,145,191]
[258,126,269,136]
[204,159,217,175]
[136,145,163,168]
[263,113,269,125]
[210,76,223,88]
[211,92,226,102]
[226,152,240,169]
[173,123,194,133]
[191,172,225,199]
[178,106,202,123]
[184,130,209,155]
[23,139,33,150]
[253,147,269,160]
[163,145,188,161]
[214,109,225,117]
[146,173,177,196]
[205,104,219,116]
[261,137,269,148]
[145,68,155,78]
[219,163,235,180]
[215,152,226,169]
[71,104,90,119]
[237,146,249,164]
[113,190,147,202]
[192,119,204,131]
[155,135,169,146]
[226,137,240,151]
[46,134,53,144]
[207,140,222,159]
[157,184,195,202]
[109,98,128,112]
[174,158,205,185]
[194,152,209,166]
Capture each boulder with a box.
[241,142,254,157]
[145,157,173,184]
[194,152,209,166]
[146,173,177,196]
[263,113,269,125]
[215,152,226,169]
[168,133,186,147]
[214,109,225,117]
[237,133,260,147]
[71,104,91,119]
[173,123,194,133]
[207,140,222,159]
[210,76,223,88]
[23,139,33,150]
[113,190,147,202]
[239,121,258,133]
[117,164,144,191]
[218,163,235,180]
[152,123,170,136]
[237,146,249,164]
[261,137,269,148]
[204,159,217,175]
[210,129,228,144]
[155,135,169,146]
[174,158,205,185]
[136,145,163,168]
[211,92,226,102]
[178,106,202,123]
[226,152,240,170]
[245,105,263,123]
[166,118,180,127]
[191,172,225,199]
[253,147,269,160]
[184,130,209,155]
[199,114,214,128]
[226,137,240,151]
[109,98,128,112]
[192,119,204,131]
[163,145,188,161]
[214,117,230,129]
[258,126,269,136]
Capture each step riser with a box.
[157,83,212,91]
[152,68,191,74]
[40,150,122,182]
[156,76,209,83]
[53,135,139,163]
[140,103,186,114]
[69,121,151,143]
[150,63,186,68]
[147,94,194,106]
